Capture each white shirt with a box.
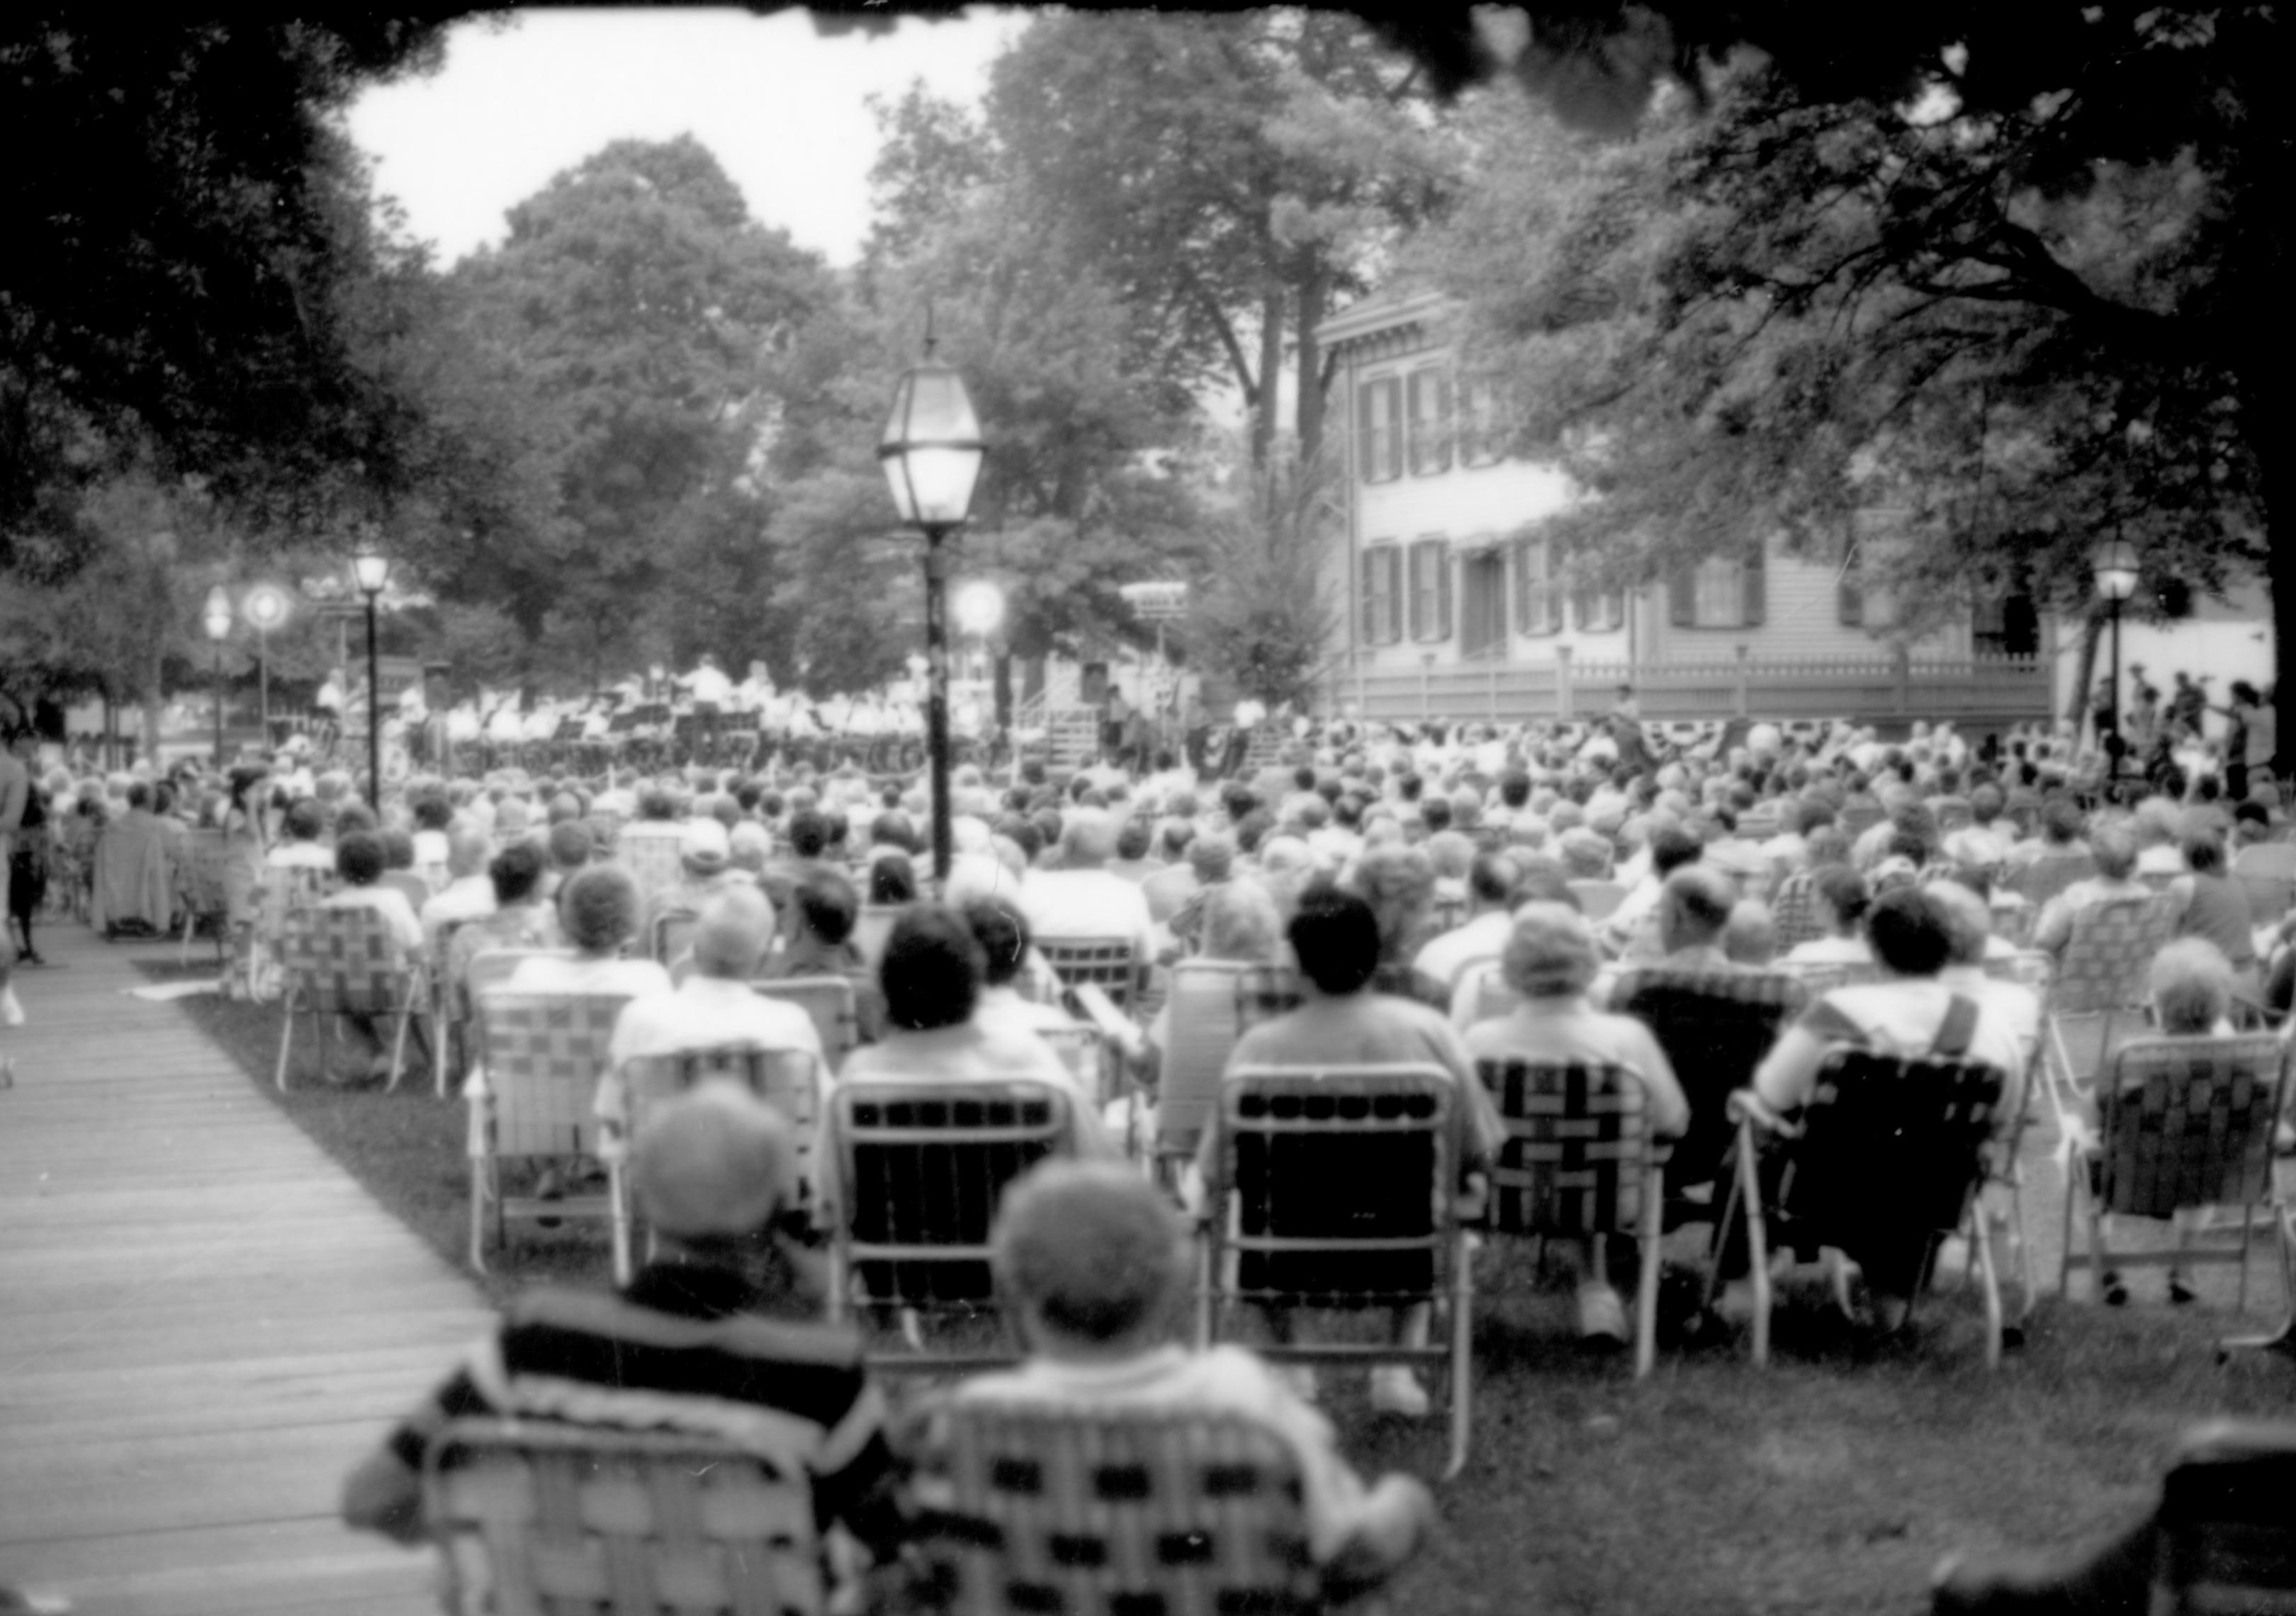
[1023,868,1157,964]
[597,976,825,1157]
[687,663,733,706]
[1412,909,1516,994]
[420,875,496,960]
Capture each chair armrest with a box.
[1726,1087,1802,1139]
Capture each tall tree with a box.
[985,11,1457,470]
[1419,11,2275,686]
[443,136,836,686]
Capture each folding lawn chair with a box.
[468,989,635,1272]
[274,904,429,1092]
[1198,1063,1476,1479]
[753,975,860,1075]
[1037,936,1141,1016]
[2061,1034,2288,1332]
[1475,1057,1667,1378]
[1769,870,1823,953]
[2041,894,2180,1126]
[906,1404,1334,1616]
[822,1077,1074,1371]
[1714,1048,2010,1368]
[609,1042,822,1284]
[1232,963,1304,1032]
[1153,960,1258,1169]
[172,827,233,965]
[422,1418,827,1616]
[1609,967,1806,1226]
[2150,1420,2296,1611]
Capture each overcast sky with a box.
[345,7,1024,268]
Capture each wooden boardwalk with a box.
[0,921,488,1615]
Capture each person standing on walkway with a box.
[0,729,29,1026]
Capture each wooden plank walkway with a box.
[0,921,488,1615]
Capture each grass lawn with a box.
[150,959,2296,1615]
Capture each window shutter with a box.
[1437,546,1455,639]
[1356,381,1376,486]
[1382,379,1405,484]
[1836,566,1864,627]
[1669,568,1695,627]
[1381,549,1400,643]
[1428,371,1453,473]
[1545,550,1565,634]
[1741,546,1767,627]
[1361,550,1379,642]
[1360,378,1401,483]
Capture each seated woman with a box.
[1781,865,1874,968]
[506,865,670,999]
[315,831,427,1084]
[1349,843,1441,1004]
[2168,834,2258,1002]
[1461,904,1688,1344]
[945,1160,1435,1600]
[1748,887,2030,1330]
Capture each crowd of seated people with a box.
[11,702,2288,1607]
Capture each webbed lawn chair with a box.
[612,826,687,913]
[1232,964,1304,1033]
[468,989,634,1272]
[907,1405,1342,1616]
[1476,1057,1667,1378]
[1038,936,1140,1016]
[609,1042,822,1284]
[823,1078,1074,1370]
[1153,960,1258,1169]
[251,862,337,1001]
[1198,1064,1475,1479]
[1609,967,1806,1226]
[1769,871,1823,953]
[2004,852,2097,911]
[2061,1034,2287,1332]
[1714,1047,2010,1367]
[274,904,429,1092]
[2042,894,2180,1124]
[422,1418,826,1616]
[753,975,860,1075]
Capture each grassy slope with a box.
[155,963,2296,1616]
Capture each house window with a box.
[1407,366,1453,476]
[1356,375,1402,485]
[1514,536,1563,636]
[1458,376,1506,467]
[1360,544,1402,645]
[1572,583,1624,633]
[1407,538,1453,643]
[1667,550,1767,629]
[1461,547,1507,658]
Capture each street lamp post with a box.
[202,586,233,765]
[351,537,390,807]
[2092,537,2140,793]
[879,336,985,886]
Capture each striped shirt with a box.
[388,1257,899,1552]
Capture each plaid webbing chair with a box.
[2061,1035,2288,1327]
[422,1419,826,1616]
[2042,894,2180,1123]
[906,1405,1332,1616]
[273,904,429,1092]
[252,862,338,1001]
[2005,851,2098,911]
[1769,871,1823,953]
[1609,968,1806,1219]
[1038,936,1140,1015]
[1154,960,1259,1167]
[1198,1065,1475,1479]
[753,975,860,1074]
[172,827,232,965]
[449,945,575,1096]
[612,826,688,911]
[609,1043,822,1284]
[1476,1057,1667,1379]
[1232,965,1305,1033]
[1715,1049,2010,1367]
[468,989,635,1272]
[823,1079,1074,1370]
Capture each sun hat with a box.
[680,817,731,876]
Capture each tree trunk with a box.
[1295,264,1329,468]
[2067,610,2100,734]
[1253,276,1284,472]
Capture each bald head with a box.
[690,885,776,980]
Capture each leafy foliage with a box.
[1182,442,1342,710]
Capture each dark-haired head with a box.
[879,904,984,1031]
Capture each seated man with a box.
[341,1088,904,1595]
[2031,823,2155,958]
[945,1160,1435,1599]
[91,780,176,935]
[1593,865,1745,1005]
[597,886,823,1168]
[418,824,495,961]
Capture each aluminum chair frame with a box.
[752,975,860,1075]
[822,1077,1074,1371]
[273,904,429,1092]
[468,989,635,1272]
[1197,1063,1475,1479]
